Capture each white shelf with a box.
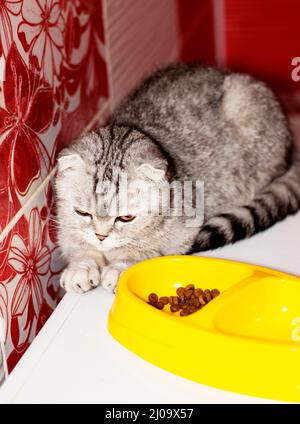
[1,212,300,404]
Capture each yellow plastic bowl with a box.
[107,255,300,402]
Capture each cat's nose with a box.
[96,234,108,241]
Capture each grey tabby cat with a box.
[55,64,300,293]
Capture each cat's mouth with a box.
[96,239,119,252]
[96,237,129,252]
[96,233,108,241]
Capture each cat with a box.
[55,63,300,293]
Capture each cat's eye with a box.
[117,215,136,223]
[74,208,92,218]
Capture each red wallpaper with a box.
[177,0,300,111]
[178,0,215,65]
[224,0,300,93]
[0,0,179,381]
[224,0,300,111]
[0,0,110,381]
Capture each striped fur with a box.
[190,153,300,252]
[56,64,300,293]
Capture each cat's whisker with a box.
[53,63,300,295]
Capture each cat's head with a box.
[55,125,172,252]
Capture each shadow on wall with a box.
[178,0,300,146]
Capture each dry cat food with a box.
[147,284,220,316]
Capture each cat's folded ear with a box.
[57,149,84,173]
[137,162,167,182]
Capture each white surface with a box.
[1,212,300,404]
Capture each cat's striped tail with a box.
[190,151,300,252]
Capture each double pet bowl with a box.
[108,255,300,402]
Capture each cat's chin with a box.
[86,237,125,252]
[96,244,111,252]
[96,242,123,252]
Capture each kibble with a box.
[148,293,158,303]
[199,294,207,306]
[211,289,220,298]
[159,296,169,305]
[147,285,221,316]
[185,289,194,299]
[190,298,200,307]
[185,284,195,291]
[169,296,179,305]
[176,287,185,298]
[204,289,212,302]
[170,304,180,313]
[156,302,164,310]
[194,288,203,298]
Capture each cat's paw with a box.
[101,265,123,293]
[60,260,101,294]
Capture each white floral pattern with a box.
[0,0,109,377]
[18,0,64,84]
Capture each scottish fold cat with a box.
[55,64,300,293]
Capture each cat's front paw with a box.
[60,259,101,294]
[101,262,134,293]
[101,265,122,293]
